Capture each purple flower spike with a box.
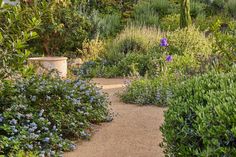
[160,38,169,47]
[166,55,173,62]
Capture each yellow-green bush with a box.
[167,26,212,59]
[159,14,180,31]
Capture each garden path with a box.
[65,78,165,157]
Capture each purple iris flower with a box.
[166,55,173,62]
[160,38,169,47]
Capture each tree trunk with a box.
[180,0,191,28]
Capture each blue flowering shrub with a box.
[0,76,110,156]
[161,70,236,156]
[120,77,173,106]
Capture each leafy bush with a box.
[190,1,206,19]
[159,14,180,31]
[0,1,92,57]
[161,70,236,156]
[31,1,92,57]
[132,1,160,27]
[0,75,110,156]
[108,25,161,55]
[132,0,177,27]
[210,0,225,13]
[210,20,236,71]
[226,0,236,18]
[120,77,173,106]
[95,13,122,38]
[117,53,151,76]
[0,2,39,79]
[166,27,212,75]
[78,38,105,61]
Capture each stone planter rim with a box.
[28,57,67,61]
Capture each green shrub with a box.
[0,1,92,57]
[150,0,176,17]
[161,70,236,156]
[132,1,160,27]
[0,75,110,156]
[226,0,236,18]
[168,26,211,56]
[77,52,157,78]
[31,1,91,57]
[194,15,233,31]
[210,20,236,71]
[117,53,151,76]
[159,14,180,31]
[190,1,206,19]
[110,25,161,55]
[210,0,225,13]
[95,13,122,38]
[132,0,177,27]
[0,3,39,79]
[78,38,105,61]
[120,77,173,106]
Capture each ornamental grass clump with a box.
[111,25,162,54]
[0,75,110,156]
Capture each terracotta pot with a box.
[28,57,67,78]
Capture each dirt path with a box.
[64,78,165,157]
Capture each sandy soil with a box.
[64,78,165,157]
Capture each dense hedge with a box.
[161,70,236,156]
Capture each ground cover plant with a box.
[0,75,110,156]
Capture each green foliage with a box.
[119,27,214,106]
[226,0,236,18]
[0,3,39,79]
[120,77,173,106]
[210,20,236,71]
[159,14,180,31]
[210,0,225,13]
[161,70,236,156]
[109,25,161,55]
[190,1,206,19]
[167,26,211,56]
[31,0,91,56]
[117,53,150,76]
[131,0,177,27]
[96,13,122,38]
[79,38,105,61]
[78,26,213,78]
[0,75,110,155]
[0,1,92,57]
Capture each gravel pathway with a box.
[64,78,165,157]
